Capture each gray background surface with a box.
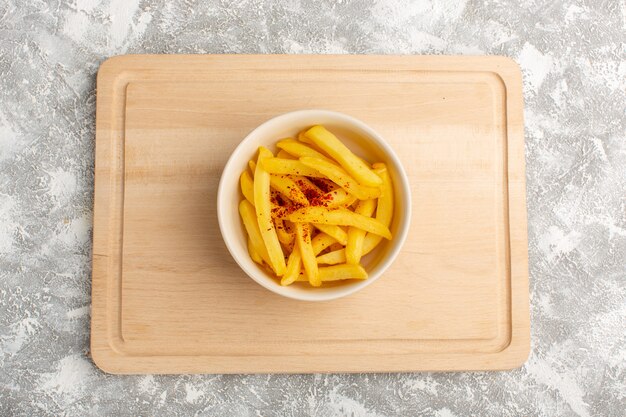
[1,0,625,416]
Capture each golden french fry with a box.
[283,220,296,252]
[277,138,332,161]
[269,202,291,220]
[284,219,295,233]
[342,197,358,208]
[240,170,255,206]
[362,237,382,255]
[269,175,328,208]
[316,249,345,265]
[287,206,392,239]
[313,188,354,208]
[261,158,326,178]
[329,242,344,251]
[311,232,337,255]
[296,131,335,158]
[363,163,394,255]
[295,222,320,286]
[254,147,286,275]
[296,264,368,282]
[269,175,309,206]
[311,177,340,192]
[346,198,377,264]
[291,176,322,202]
[297,130,313,144]
[315,250,344,265]
[299,157,381,200]
[239,200,271,266]
[249,159,256,173]
[248,236,263,264]
[313,224,347,245]
[277,149,295,159]
[281,245,302,286]
[280,241,294,255]
[325,189,350,205]
[275,218,294,246]
[304,125,382,187]
[322,264,368,280]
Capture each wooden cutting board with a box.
[91,55,529,374]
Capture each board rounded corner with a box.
[496,332,531,370]
[97,55,130,82]
[488,55,523,91]
[90,345,124,375]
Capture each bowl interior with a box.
[218,110,410,301]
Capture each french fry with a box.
[329,192,358,209]
[277,149,295,159]
[290,176,322,203]
[284,219,295,233]
[345,199,377,264]
[310,177,340,192]
[271,198,295,252]
[311,232,337,255]
[296,130,336,158]
[277,138,332,161]
[342,197,358,208]
[287,206,392,239]
[318,188,356,208]
[295,264,368,281]
[304,125,382,187]
[269,175,309,206]
[275,218,294,246]
[261,158,326,178]
[281,246,302,286]
[239,200,271,266]
[240,171,255,205]
[315,249,346,265]
[297,130,313,144]
[254,147,286,275]
[329,242,344,252]
[268,174,329,209]
[362,163,394,254]
[315,249,345,265]
[280,241,294,254]
[299,157,381,200]
[295,222,320,286]
[248,236,263,264]
[249,159,256,173]
[313,224,347,245]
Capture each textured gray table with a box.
[1,1,624,416]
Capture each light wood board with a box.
[91,55,529,374]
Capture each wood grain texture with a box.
[91,55,529,374]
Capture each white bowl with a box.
[217,110,411,301]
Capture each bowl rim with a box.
[217,109,412,301]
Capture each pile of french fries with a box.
[239,125,394,287]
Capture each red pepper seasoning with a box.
[295,178,322,202]
[308,177,333,193]
[310,192,334,207]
